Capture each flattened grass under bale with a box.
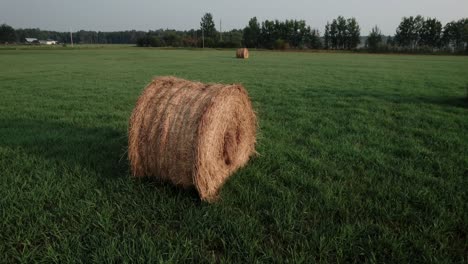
[0,47,467,263]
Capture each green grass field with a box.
[1,46,467,263]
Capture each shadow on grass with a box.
[378,95,467,108]
[315,90,468,108]
[0,118,128,179]
[421,96,468,108]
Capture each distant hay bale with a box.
[128,76,257,202]
[236,48,249,59]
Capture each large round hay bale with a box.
[236,48,249,59]
[128,76,257,202]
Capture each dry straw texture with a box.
[128,76,257,202]
[236,48,249,59]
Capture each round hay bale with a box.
[236,48,249,59]
[128,76,257,202]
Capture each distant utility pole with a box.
[202,27,204,48]
[70,29,74,47]
[220,19,222,41]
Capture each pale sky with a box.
[1,0,467,35]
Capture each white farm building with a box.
[39,40,58,45]
[25,38,38,44]
[24,38,58,45]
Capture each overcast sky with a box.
[1,0,467,35]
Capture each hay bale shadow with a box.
[0,118,128,180]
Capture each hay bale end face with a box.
[128,77,257,202]
[236,48,249,59]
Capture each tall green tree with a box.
[325,16,360,50]
[366,25,383,51]
[336,16,347,49]
[0,24,16,43]
[346,18,361,49]
[289,20,308,48]
[242,17,260,48]
[324,23,331,49]
[329,19,338,48]
[395,15,424,49]
[200,13,216,39]
[419,17,442,49]
[259,20,275,49]
[442,18,468,52]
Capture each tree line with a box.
[242,17,322,49]
[367,16,468,53]
[136,13,243,48]
[0,13,467,53]
[0,25,148,45]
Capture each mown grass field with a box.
[0,46,467,263]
